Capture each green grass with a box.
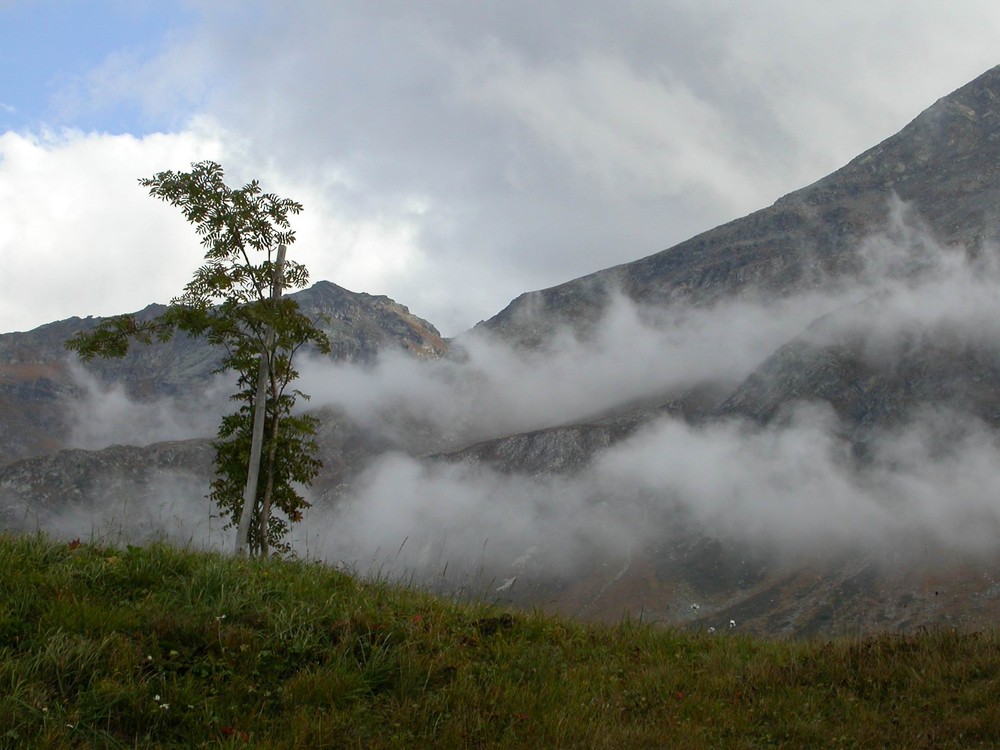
[3,533,1000,748]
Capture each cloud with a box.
[299,286,858,451]
[63,360,229,451]
[14,198,1000,597]
[288,201,1000,580]
[13,471,226,551]
[6,2,1000,336]
[0,122,431,334]
[300,402,1000,586]
[803,198,1000,358]
[300,198,961,450]
[718,1,1000,180]
[456,47,766,207]
[0,127,221,333]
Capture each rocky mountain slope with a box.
[0,280,445,467]
[479,65,1000,348]
[430,65,1000,635]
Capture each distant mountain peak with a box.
[0,281,445,466]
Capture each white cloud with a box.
[456,46,773,212]
[64,360,230,450]
[0,120,434,333]
[0,127,221,332]
[6,2,1000,336]
[303,403,1000,584]
[299,286,856,453]
[717,0,1000,183]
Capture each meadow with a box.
[2,533,999,748]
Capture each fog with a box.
[24,199,1000,592]
[7,471,227,551]
[302,403,1000,585]
[65,361,231,451]
[292,199,1000,581]
[298,286,864,451]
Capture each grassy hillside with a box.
[2,534,999,748]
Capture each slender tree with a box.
[67,161,329,556]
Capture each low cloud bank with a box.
[294,200,1000,579]
[299,287,861,452]
[8,472,226,551]
[64,362,231,451]
[28,200,1000,588]
[302,404,1000,584]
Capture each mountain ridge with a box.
[478,64,1000,348]
[0,280,446,466]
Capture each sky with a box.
[2,1,1000,337]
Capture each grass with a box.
[3,533,1000,748]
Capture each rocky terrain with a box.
[0,280,445,467]
[6,66,1000,637]
[0,281,443,544]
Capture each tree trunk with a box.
[258,404,282,558]
[234,244,286,556]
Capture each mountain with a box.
[479,65,1000,348]
[0,281,444,547]
[430,65,1000,634]
[0,280,445,467]
[464,66,1000,450]
[7,67,1000,637]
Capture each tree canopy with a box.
[67,161,329,556]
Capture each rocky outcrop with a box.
[296,281,447,361]
[717,320,1000,445]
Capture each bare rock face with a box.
[292,281,447,362]
[717,316,1000,445]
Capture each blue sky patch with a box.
[0,0,198,133]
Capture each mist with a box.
[298,285,865,452]
[301,402,1000,586]
[64,361,231,451]
[19,199,1000,601]
[289,198,1000,582]
[6,470,226,551]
